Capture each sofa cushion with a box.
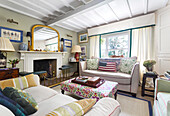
[0,74,37,90]
[3,87,38,115]
[0,96,26,116]
[98,61,117,72]
[24,85,58,103]
[119,58,137,74]
[82,70,131,84]
[0,89,27,115]
[47,98,96,116]
[87,59,98,70]
[31,94,76,116]
[157,92,170,116]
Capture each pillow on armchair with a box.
[87,59,98,70]
[119,58,137,74]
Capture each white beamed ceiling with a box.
[0,0,168,32]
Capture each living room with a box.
[0,0,170,116]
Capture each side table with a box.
[141,72,158,97]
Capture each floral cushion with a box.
[87,59,98,70]
[47,98,96,116]
[119,58,137,74]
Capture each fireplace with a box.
[34,59,56,78]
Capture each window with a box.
[101,31,130,58]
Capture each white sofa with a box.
[0,75,121,116]
[79,61,140,97]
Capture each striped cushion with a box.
[157,92,170,116]
[98,61,117,72]
[47,98,96,116]
[0,74,37,90]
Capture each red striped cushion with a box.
[98,62,117,72]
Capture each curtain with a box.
[131,27,155,86]
[89,36,100,58]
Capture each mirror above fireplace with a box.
[31,25,60,52]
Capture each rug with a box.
[52,85,152,116]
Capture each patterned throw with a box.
[0,74,37,90]
[98,61,117,72]
[87,59,99,70]
[47,98,96,116]
[3,87,38,115]
[119,58,137,74]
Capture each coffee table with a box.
[60,79,118,101]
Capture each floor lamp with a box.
[0,37,15,68]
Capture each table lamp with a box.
[0,37,15,68]
[71,45,82,61]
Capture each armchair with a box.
[153,78,170,116]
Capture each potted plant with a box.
[8,59,20,68]
[143,60,156,71]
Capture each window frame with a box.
[100,31,130,58]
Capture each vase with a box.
[19,43,28,51]
[12,64,16,68]
[146,66,153,72]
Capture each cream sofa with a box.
[0,75,121,116]
[79,61,140,97]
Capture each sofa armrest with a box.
[130,62,140,94]
[79,61,87,76]
[85,97,121,116]
[155,78,170,99]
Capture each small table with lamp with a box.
[70,45,82,76]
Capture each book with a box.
[88,77,100,82]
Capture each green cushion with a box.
[3,87,38,115]
[87,59,99,70]
[119,58,137,74]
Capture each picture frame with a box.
[64,39,72,48]
[79,33,88,43]
[80,46,86,56]
[0,26,23,43]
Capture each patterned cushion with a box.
[119,58,137,74]
[47,98,96,116]
[87,59,98,70]
[98,61,117,72]
[3,87,38,115]
[0,74,37,90]
[0,89,27,115]
[0,96,26,116]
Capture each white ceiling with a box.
[0,0,168,32]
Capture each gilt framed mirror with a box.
[31,25,60,52]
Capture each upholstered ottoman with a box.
[60,79,118,101]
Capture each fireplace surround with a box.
[19,51,66,77]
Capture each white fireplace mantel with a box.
[18,51,67,77]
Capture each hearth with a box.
[34,59,56,78]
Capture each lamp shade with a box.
[0,37,15,52]
[71,45,82,53]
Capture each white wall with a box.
[155,5,170,74]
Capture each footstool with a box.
[60,79,118,101]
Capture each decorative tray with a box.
[71,78,105,88]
